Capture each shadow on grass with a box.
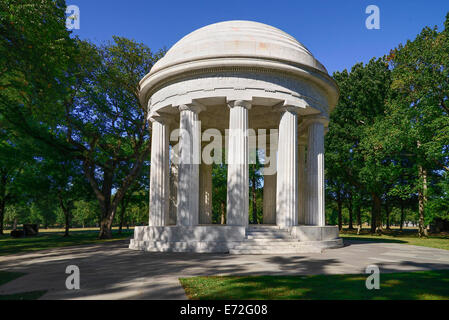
[0,271,46,300]
[342,237,408,244]
[180,270,449,300]
[0,290,47,300]
[339,228,449,248]
[0,230,133,256]
[0,271,26,286]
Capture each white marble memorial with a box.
[129,20,342,253]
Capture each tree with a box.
[0,0,74,233]
[0,117,38,234]
[72,199,99,228]
[33,156,90,236]
[381,13,449,236]
[249,152,263,224]
[212,162,227,224]
[1,28,164,238]
[326,58,392,233]
[67,38,163,238]
[0,0,74,115]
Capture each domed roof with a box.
[149,20,328,76]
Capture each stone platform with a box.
[129,225,343,254]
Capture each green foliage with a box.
[326,58,392,231]
[326,13,449,232]
[427,173,449,221]
[212,162,227,224]
[0,1,165,238]
[71,200,100,227]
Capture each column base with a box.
[291,226,339,241]
[290,225,343,248]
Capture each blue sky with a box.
[69,0,449,74]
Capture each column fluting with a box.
[149,117,170,226]
[305,119,325,226]
[276,107,298,228]
[298,142,306,225]
[177,104,202,226]
[226,100,251,226]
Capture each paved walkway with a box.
[1,239,449,299]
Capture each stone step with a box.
[247,225,285,230]
[239,239,300,243]
[231,242,316,249]
[246,230,290,234]
[246,233,290,237]
[246,235,292,240]
[246,229,289,233]
[299,239,345,247]
[229,247,323,254]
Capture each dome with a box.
[139,20,338,112]
[149,20,328,76]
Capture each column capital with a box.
[178,102,206,114]
[299,114,329,136]
[227,100,252,110]
[272,103,300,114]
[148,111,174,126]
[302,114,329,127]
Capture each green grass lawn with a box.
[180,270,449,300]
[340,228,449,251]
[0,229,133,256]
[0,271,46,300]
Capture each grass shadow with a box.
[180,270,449,300]
[0,230,133,256]
[0,271,46,300]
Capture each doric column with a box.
[199,162,213,224]
[177,104,203,226]
[305,116,327,226]
[298,140,306,225]
[226,100,251,226]
[263,170,276,224]
[275,106,298,228]
[149,114,170,226]
[169,156,178,225]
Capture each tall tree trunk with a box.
[99,203,116,239]
[0,172,7,235]
[58,193,70,237]
[337,193,343,231]
[220,202,225,224]
[84,158,145,239]
[64,211,70,237]
[348,191,354,230]
[0,198,5,235]
[385,198,390,230]
[118,196,128,235]
[251,175,257,224]
[371,193,382,234]
[356,203,362,235]
[400,199,405,231]
[418,165,428,237]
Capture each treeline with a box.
[0,0,164,238]
[325,13,449,236]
